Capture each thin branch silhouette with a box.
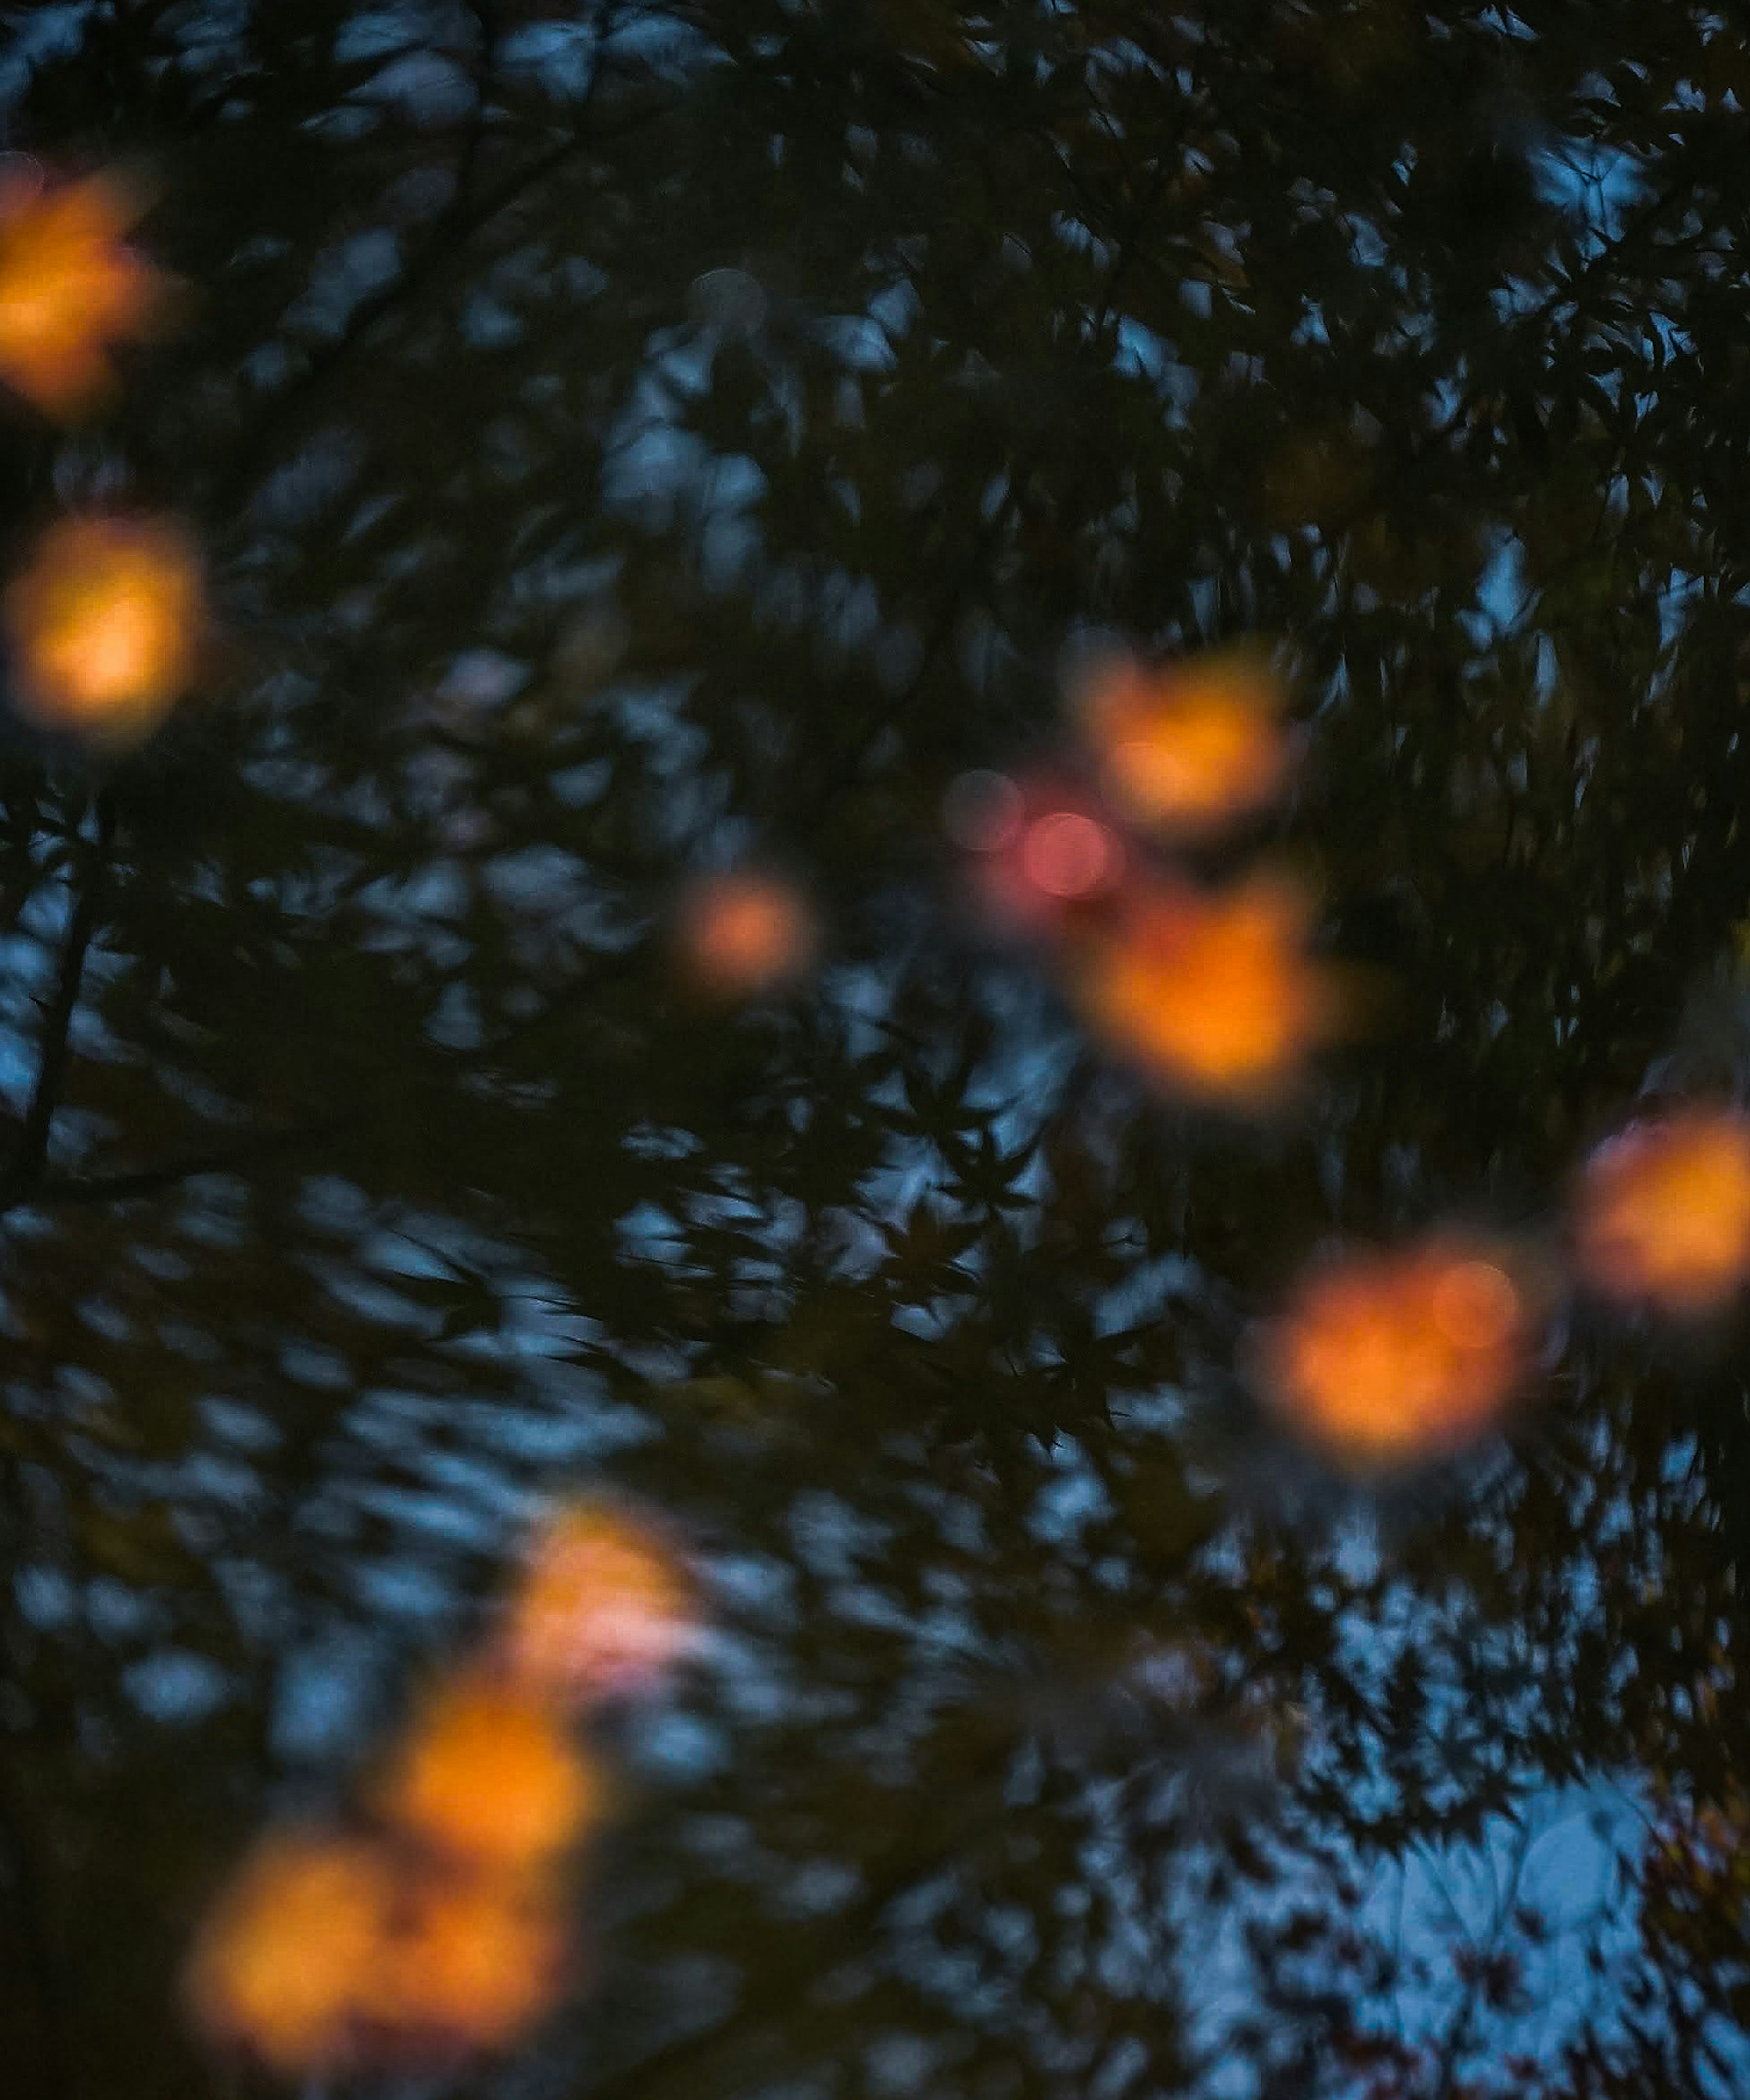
[1,793,116,1214]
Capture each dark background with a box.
[2,2,1749,2095]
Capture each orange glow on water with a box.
[185,1827,400,2077]
[1573,1105,1750,1317]
[185,1829,569,2076]
[376,1865,568,2061]
[5,516,203,741]
[1256,1238,1533,1466]
[1076,647,1292,841]
[0,169,167,417]
[501,1502,697,1707]
[374,1674,602,1873]
[676,871,816,998]
[1074,877,1338,1106]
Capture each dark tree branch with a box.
[455,0,506,209]
[603,1729,1016,2100]
[215,0,630,517]
[31,1113,354,1209]
[0,795,116,1216]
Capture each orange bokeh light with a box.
[1076,646,1293,841]
[5,516,204,742]
[185,1828,569,2076]
[676,871,816,998]
[376,1864,569,2061]
[500,1502,697,1707]
[185,1827,400,2077]
[1572,1105,1750,1317]
[373,1673,602,1873]
[1073,876,1339,1107]
[1256,1237,1534,1467]
[0,169,168,418]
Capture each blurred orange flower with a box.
[501,1502,697,1707]
[5,516,204,742]
[373,1672,602,1873]
[1074,876,1339,1106]
[1256,1237,1535,1466]
[0,169,168,418]
[675,870,816,998]
[185,1826,399,2077]
[1573,1105,1750,1317]
[1076,646,1293,841]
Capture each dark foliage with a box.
[1,3,1748,2095]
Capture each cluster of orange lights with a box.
[948,645,1340,1109]
[187,1502,697,2078]
[13,144,1750,2082]
[1252,1100,1750,1473]
[943,643,1750,1469]
[0,166,202,746]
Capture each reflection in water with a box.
[1074,875,1339,1107]
[9,6,1747,2095]
[1256,1238,1535,1467]
[1572,1105,1750,1317]
[674,869,818,998]
[0,167,168,418]
[4,515,203,742]
[1074,645,1294,841]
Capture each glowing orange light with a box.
[0,168,168,418]
[1076,646,1293,841]
[373,1673,602,1873]
[1074,876,1339,1106]
[375,1865,569,2062]
[185,1829,571,2076]
[500,1502,697,1707]
[676,871,816,998]
[5,516,204,741]
[1573,1105,1750,1317]
[1256,1237,1534,1466]
[184,1827,400,2077]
